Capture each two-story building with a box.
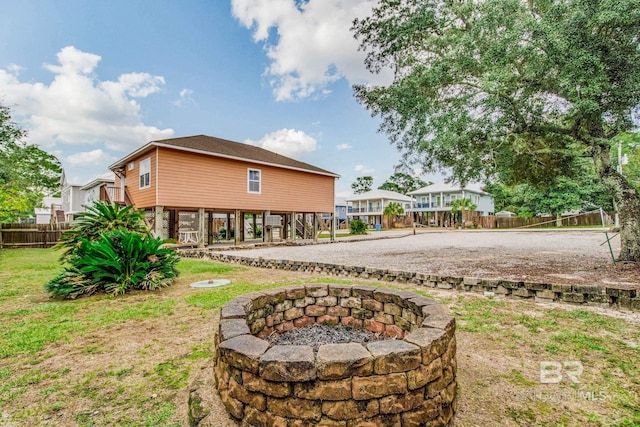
[107,135,340,246]
[408,182,494,227]
[58,172,116,223]
[81,173,116,207]
[346,189,412,229]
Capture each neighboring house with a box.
[81,173,116,207]
[346,189,412,228]
[335,197,348,229]
[107,135,340,246]
[34,196,62,224]
[58,171,117,223]
[60,172,86,223]
[408,182,494,227]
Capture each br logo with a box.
[539,361,583,384]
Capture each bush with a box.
[47,229,179,299]
[350,219,368,235]
[48,201,179,299]
[57,201,149,260]
[218,227,234,238]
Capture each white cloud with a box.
[336,143,352,151]
[173,88,195,107]
[0,46,174,152]
[231,0,393,101]
[66,149,115,166]
[245,128,317,158]
[336,190,352,198]
[6,63,24,76]
[354,164,374,174]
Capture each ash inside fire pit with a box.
[264,323,390,351]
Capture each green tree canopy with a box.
[378,172,429,194]
[353,0,640,261]
[351,176,373,194]
[0,104,62,223]
[487,164,614,217]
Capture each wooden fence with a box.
[0,223,70,249]
[467,211,612,229]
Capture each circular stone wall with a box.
[213,284,457,426]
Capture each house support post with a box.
[263,211,269,243]
[330,212,335,241]
[198,208,206,248]
[290,211,296,242]
[313,213,319,243]
[154,206,165,239]
[226,213,231,240]
[303,213,308,240]
[234,210,241,246]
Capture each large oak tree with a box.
[353,0,640,261]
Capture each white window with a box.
[139,158,151,189]
[127,161,134,171]
[248,168,261,194]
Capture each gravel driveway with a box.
[217,230,639,287]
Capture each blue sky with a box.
[0,0,440,197]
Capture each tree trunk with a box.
[593,144,640,262]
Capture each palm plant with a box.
[383,202,405,224]
[57,201,149,260]
[47,229,179,298]
[450,198,478,227]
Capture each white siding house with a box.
[59,172,116,222]
[80,173,116,207]
[408,182,494,227]
[346,189,412,228]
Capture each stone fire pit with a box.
[213,284,457,426]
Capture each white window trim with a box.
[247,168,261,194]
[139,157,151,190]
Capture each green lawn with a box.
[0,249,638,426]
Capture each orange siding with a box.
[121,148,157,207]
[127,147,334,212]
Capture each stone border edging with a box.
[214,284,457,426]
[179,249,640,312]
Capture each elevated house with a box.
[334,197,348,230]
[346,189,412,229]
[59,172,85,223]
[57,172,116,223]
[81,173,116,207]
[408,182,494,227]
[106,135,339,246]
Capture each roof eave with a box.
[109,141,340,178]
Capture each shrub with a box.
[350,219,368,235]
[57,201,150,260]
[47,229,179,299]
[219,227,235,238]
